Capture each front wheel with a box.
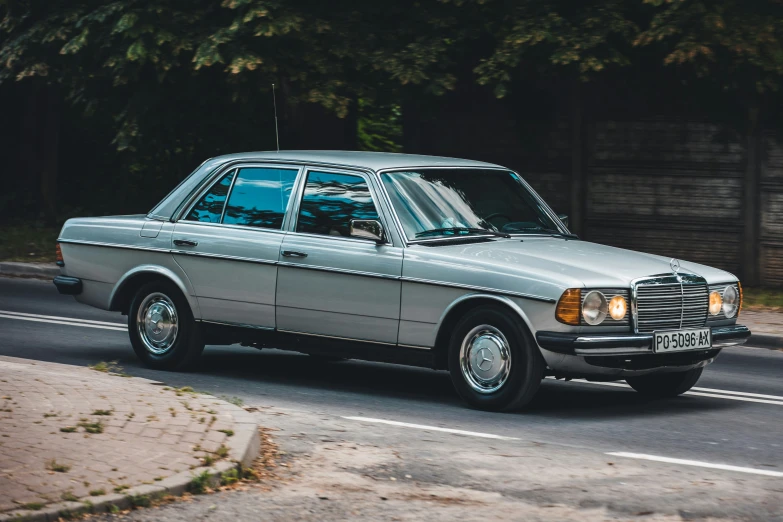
[128,280,204,371]
[448,305,544,411]
[626,367,703,398]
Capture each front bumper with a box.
[536,324,749,378]
[536,324,750,357]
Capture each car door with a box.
[172,164,301,328]
[275,167,403,344]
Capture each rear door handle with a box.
[281,250,308,258]
[173,239,199,247]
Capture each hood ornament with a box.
[670,258,681,273]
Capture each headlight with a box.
[708,291,722,316]
[608,295,627,321]
[723,285,739,318]
[582,291,608,325]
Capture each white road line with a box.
[684,391,783,406]
[607,452,783,478]
[549,377,783,406]
[692,387,783,401]
[0,309,125,327]
[0,313,127,332]
[342,416,520,440]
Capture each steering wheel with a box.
[483,213,512,227]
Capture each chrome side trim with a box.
[401,277,556,303]
[172,250,278,265]
[200,320,274,331]
[397,343,432,351]
[171,221,287,235]
[277,261,399,280]
[56,239,171,254]
[573,346,653,356]
[277,329,397,346]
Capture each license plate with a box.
[653,328,711,353]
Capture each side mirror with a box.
[557,213,569,228]
[350,219,386,244]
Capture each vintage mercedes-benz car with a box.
[54,151,750,411]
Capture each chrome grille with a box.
[635,281,708,333]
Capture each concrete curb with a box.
[0,374,261,522]
[0,262,59,279]
[747,334,783,350]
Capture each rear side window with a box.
[184,170,235,223]
[296,171,379,237]
[223,168,298,229]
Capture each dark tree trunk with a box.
[40,85,61,225]
[742,104,762,286]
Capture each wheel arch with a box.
[432,293,536,370]
[109,265,198,317]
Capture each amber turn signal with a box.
[56,243,64,267]
[555,288,581,325]
[737,281,743,317]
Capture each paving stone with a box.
[0,356,255,516]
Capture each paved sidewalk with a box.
[740,310,783,348]
[0,356,259,520]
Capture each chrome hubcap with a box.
[459,325,511,394]
[137,293,178,355]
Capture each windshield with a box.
[381,169,564,241]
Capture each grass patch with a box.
[189,470,212,494]
[202,454,215,467]
[108,504,120,514]
[217,429,234,437]
[743,287,783,310]
[21,502,45,510]
[220,395,244,407]
[220,468,240,486]
[113,485,129,493]
[78,420,104,434]
[47,459,71,473]
[89,489,105,497]
[43,412,58,418]
[61,491,79,502]
[0,225,59,262]
[91,409,113,416]
[60,426,77,433]
[215,444,229,459]
[129,494,151,508]
[88,360,130,376]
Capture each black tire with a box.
[128,280,204,371]
[447,305,544,411]
[626,367,703,398]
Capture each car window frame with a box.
[287,166,395,246]
[176,163,305,234]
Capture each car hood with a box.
[406,237,737,290]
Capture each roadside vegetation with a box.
[744,287,783,311]
[0,225,58,262]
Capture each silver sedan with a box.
[53,151,750,411]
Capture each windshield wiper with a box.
[415,227,511,239]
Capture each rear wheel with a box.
[128,280,204,371]
[447,305,544,411]
[626,367,703,398]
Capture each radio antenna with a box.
[272,83,280,152]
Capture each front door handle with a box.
[281,250,308,258]
[173,239,199,247]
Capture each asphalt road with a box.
[2,276,782,520]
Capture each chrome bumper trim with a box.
[537,324,750,356]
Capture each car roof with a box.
[207,150,505,171]
[148,151,506,220]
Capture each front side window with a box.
[184,170,236,223]
[223,168,298,229]
[296,171,379,237]
[381,169,563,240]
